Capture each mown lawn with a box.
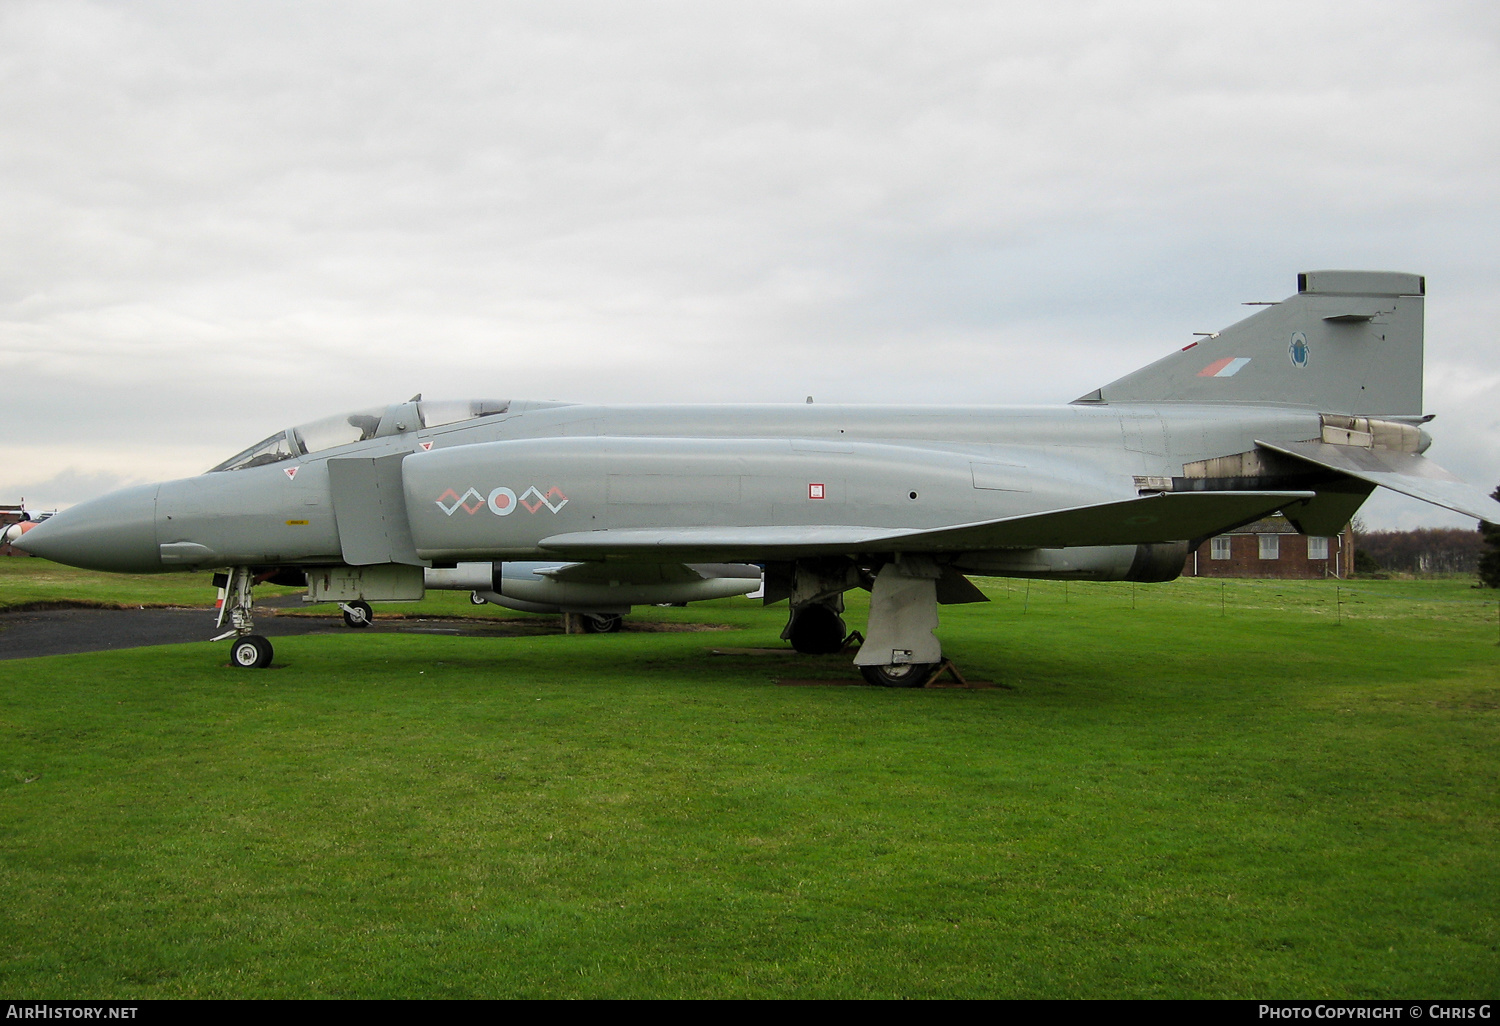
[1,562,1496,997]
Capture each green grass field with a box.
[1,559,1497,998]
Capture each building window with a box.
[1259,534,1280,560]
[1211,536,1232,560]
[1307,536,1329,560]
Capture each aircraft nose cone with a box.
[13,484,163,573]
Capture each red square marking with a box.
[809,483,825,500]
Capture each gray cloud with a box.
[2,0,1497,524]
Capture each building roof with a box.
[1219,515,1347,537]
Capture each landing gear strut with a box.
[212,566,274,669]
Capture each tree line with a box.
[1356,486,1499,586]
[1355,526,1486,573]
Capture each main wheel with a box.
[786,604,847,655]
[859,662,935,688]
[230,634,274,669]
[469,592,487,606]
[580,613,623,634]
[342,600,373,628]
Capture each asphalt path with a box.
[0,606,557,661]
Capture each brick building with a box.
[1,504,31,557]
[1183,515,1355,579]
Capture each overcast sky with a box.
[2,0,1497,529]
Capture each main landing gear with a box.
[853,558,943,687]
[785,603,848,655]
[781,559,864,655]
[779,555,970,686]
[212,566,275,669]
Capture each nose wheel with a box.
[340,600,374,628]
[230,634,274,669]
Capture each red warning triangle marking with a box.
[284,466,299,480]
[420,441,433,451]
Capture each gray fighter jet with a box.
[9,270,1498,683]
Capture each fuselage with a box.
[20,399,1327,575]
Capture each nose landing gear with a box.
[212,566,275,669]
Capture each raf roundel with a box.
[488,487,517,516]
[1288,332,1310,368]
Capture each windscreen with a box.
[208,431,297,472]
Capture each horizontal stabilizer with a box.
[1256,440,1500,522]
[538,490,1311,560]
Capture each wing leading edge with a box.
[537,490,1312,561]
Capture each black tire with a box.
[342,600,373,628]
[580,613,623,634]
[469,592,487,606]
[786,604,846,655]
[859,662,935,688]
[230,635,274,669]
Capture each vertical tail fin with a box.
[1078,271,1425,417]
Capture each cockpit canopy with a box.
[209,399,510,472]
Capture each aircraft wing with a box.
[1256,440,1500,522]
[537,490,1311,560]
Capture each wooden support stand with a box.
[919,658,1016,690]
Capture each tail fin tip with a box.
[1083,270,1426,417]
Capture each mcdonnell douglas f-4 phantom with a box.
[9,270,1499,683]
